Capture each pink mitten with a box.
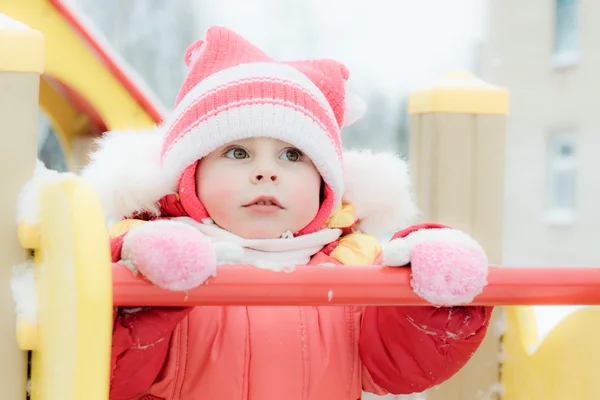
[383,228,488,306]
[120,220,217,291]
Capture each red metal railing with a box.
[112,264,600,307]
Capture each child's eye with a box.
[224,147,248,159]
[280,149,303,162]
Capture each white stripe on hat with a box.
[166,62,337,128]
[163,97,342,159]
[162,103,344,207]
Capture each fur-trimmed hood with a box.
[80,127,420,236]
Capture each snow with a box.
[10,261,37,325]
[477,382,505,400]
[492,308,507,337]
[0,14,31,30]
[17,160,77,225]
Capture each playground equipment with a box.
[3,11,600,400]
[0,0,165,170]
[112,264,600,307]
[0,13,42,400]
[503,306,600,399]
[17,176,112,399]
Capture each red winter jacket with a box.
[109,223,492,399]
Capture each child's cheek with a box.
[199,172,240,223]
[198,166,238,200]
[291,181,320,214]
[208,178,237,199]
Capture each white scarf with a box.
[172,217,342,272]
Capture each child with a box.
[83,26,492,400]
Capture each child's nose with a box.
[252,171,278,183]
[251,163,279,184]
[251,156,281,184]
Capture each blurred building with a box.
[479,0,599,266]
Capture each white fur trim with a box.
[342,91,367,127]
[163,103,344,209]
[10,261,37,325]
[80,127,172,220]
[382,238,412,267]
[342,149,419,236]
[167,62,336,129]
[17,160,78,224]
[118,259,139,276]
[383,228,482,267]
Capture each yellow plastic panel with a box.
[503,306,600,400]
[0,18,44,73]
[408,71,510,115]
[0,0,163,130]
[29,178,112,400]
[38,77,80,160]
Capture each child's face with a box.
[196,137,322,239]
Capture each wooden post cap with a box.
[0,14,44,73]
[408,71,510,115]
[18,222,40,250]
[16,318,37,351]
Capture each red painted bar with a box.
[111,264,600,307]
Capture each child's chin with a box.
[239,230,286,240]
[232,225,290,240]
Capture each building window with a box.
[553,0,580,67]
[546,132,577,225]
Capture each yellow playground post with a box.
[0,14,43,399]
[17,175,113,400]
[2,13,112,400]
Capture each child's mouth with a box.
[243,196,284,213]
[255,200,276,206]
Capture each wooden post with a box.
[408,71,509,400]
[0,14,45,400]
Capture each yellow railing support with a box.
[0,13,44,400]
[19,177,113,400]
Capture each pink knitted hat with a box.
[83,27,417,238]
[160,26,358,235]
